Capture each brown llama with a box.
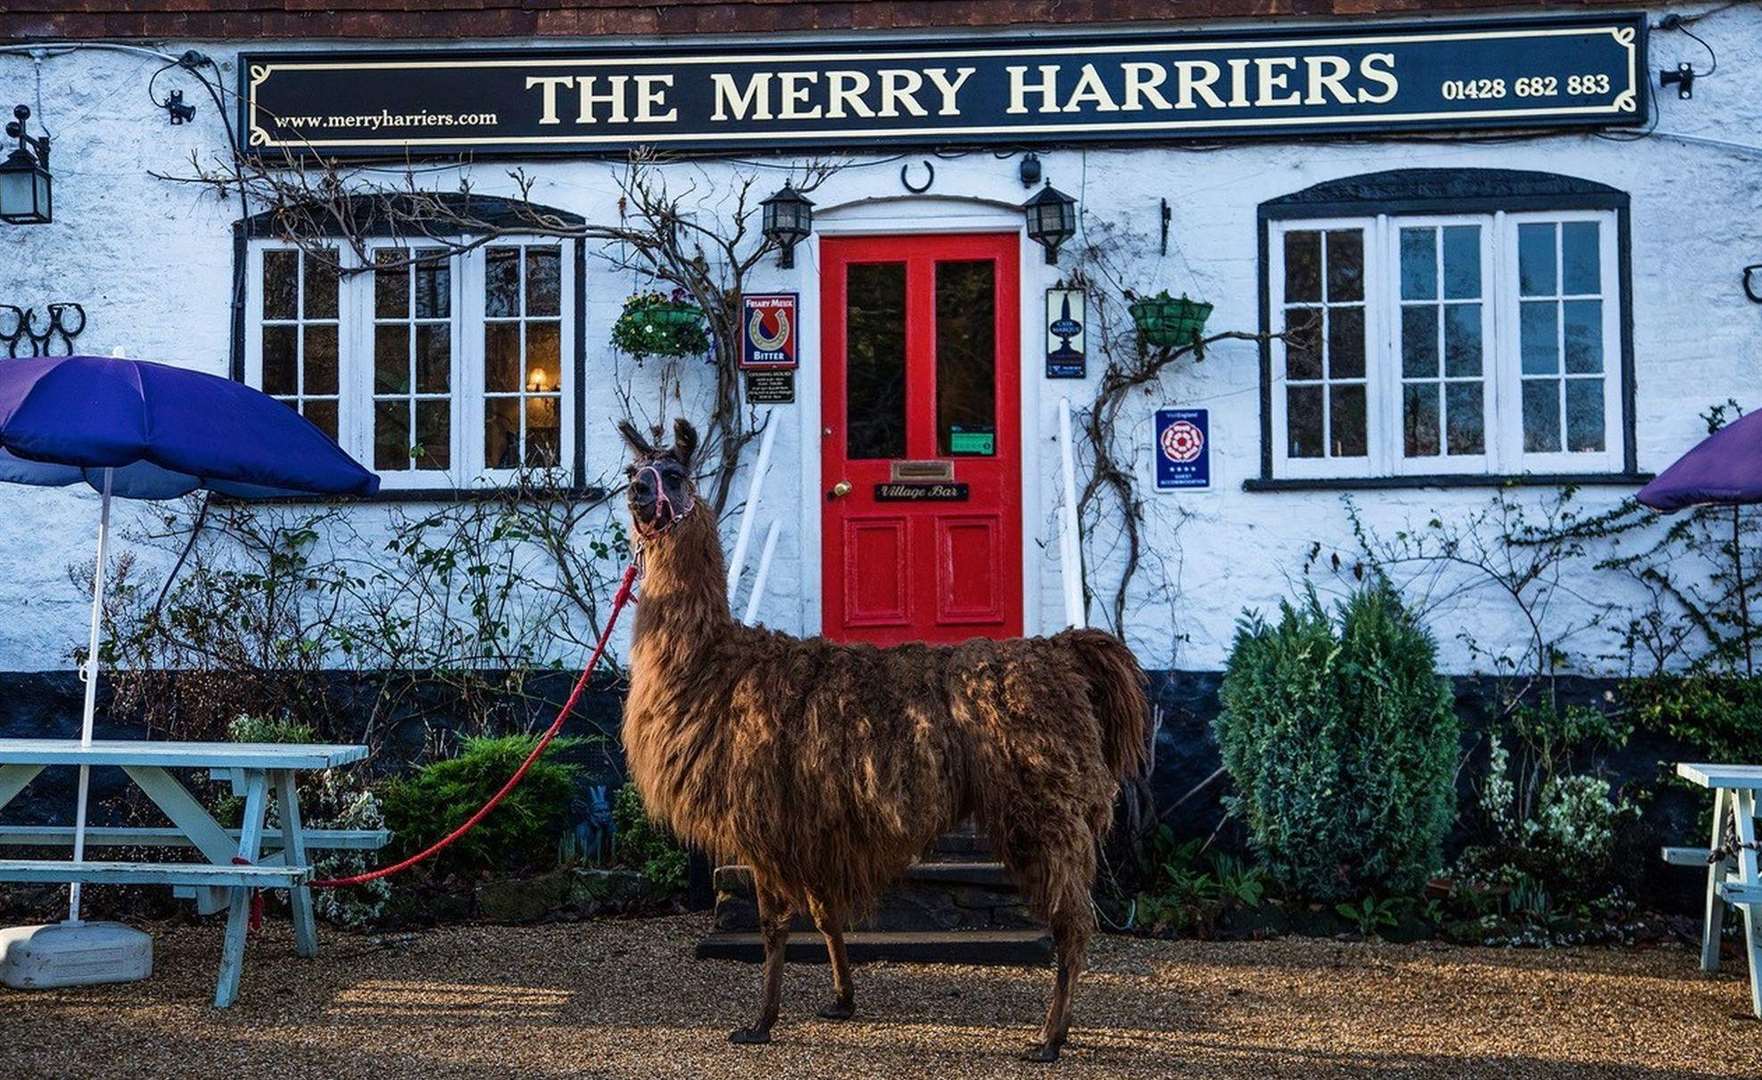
[618,419,1152,1063]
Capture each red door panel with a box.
[821,233,1022,645]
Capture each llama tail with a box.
[1059,628,1153,782]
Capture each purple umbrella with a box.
[0,353,378,923]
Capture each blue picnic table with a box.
[0,738,383,1007]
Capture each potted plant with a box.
[1127,290,1213,349]
[611,288,710,359]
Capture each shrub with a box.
[379,734,583,878]
[1625,674,1762,766]
[1214,584,1458,901]
[611,782,687,895]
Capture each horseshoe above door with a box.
[900,160,935,194]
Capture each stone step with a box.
[695,929,1053,966]
[712,861,1039,933]
[927,822,992,861]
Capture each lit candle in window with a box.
[527,367,549,392]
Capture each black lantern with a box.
[1023,181,1076,265]
[760,181,814,269]
[0,105,51,226]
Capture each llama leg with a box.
[808,893,855,1020]
[731,882,792,1045]
[1023,868,1095,1063]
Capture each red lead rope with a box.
[310,562,640,890]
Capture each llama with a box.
[618,419,1152,1062]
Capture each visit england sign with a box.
[242,14,1645,157]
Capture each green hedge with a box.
[1215,584,1458,901]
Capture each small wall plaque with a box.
[1045,288,1085,379]
[874,482,969,501]
[744,369,795,404]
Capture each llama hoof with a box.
[1021,1042,1062,1063]
[729,1027,772,1046]
[816,999,856,1021]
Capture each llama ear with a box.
[617,419,654,457]
[671,419,700,468]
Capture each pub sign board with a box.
[741,293,798,370]
[241,15,1645,158]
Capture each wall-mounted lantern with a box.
[0,106,52,226]
[760,181,814,269]
[1024,181,1077,265]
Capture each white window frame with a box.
[1268,208,1623,481]
[243,236,577,491]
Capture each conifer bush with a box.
[1214,584,1458,901]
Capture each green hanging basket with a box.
[1128,291,1213,349]
[611,290,711,359]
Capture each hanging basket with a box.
[611,291,711,359]
[1129,291,1213,349]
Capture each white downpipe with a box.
[68,465,113,924]
[726,420,778,607]
[742,520,782,627]
[1057,399,1087,630]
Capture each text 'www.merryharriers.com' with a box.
[279,110,500,131]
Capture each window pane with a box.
[1563,300,1603,374]
[1520,301,1558,374]
[263,251,297,320]
[1518,223,1556,297]
[1283,231,1321,303]
[1442,226,1480,300]
[485,397,520,469]
[1327,306,1364,379]
[526,248,561,317]
[1522,379,1562,452]
[484,322,521,392]
[303,399,338,442]
[414,251,450,319]
[526,397,561,467]
[416,324,450,393]
[1331,385,1367,457]
[262,325,296,396]
[1566,380,1605,452]
[1287,386,1323,458]
[1401,307,1438,379]
[845,262,908,460]
[1403,383,1440,458]
[934,260,996,456]
[304,325,339,395]
[485,247,520,318]
[303,251,339,319]
[415,400,450,470]
[1445,382,1485,455]
[1284,308,1322,380]
[374,252,408,318]
[1399,228,1436,301]
[526,323,561,392]
[1325,229,1363,302]
[1561,222,1600,295]
[374,400,410,471]
[1443,303,1482,377]
[375,325,410,394]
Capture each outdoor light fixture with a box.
[1024,181,1077,265]
[1018,152,1042,188]
[760,181,814,269]
[0,105,51,226]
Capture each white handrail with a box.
[1057,398,1087,629]
[726,420,778,607]
[742,520,782,627]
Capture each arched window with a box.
[232,194,584,491]
[1251,169,1636,489]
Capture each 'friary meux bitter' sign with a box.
[242,14,1645,158]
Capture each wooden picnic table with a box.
[1665,762,1762,1018]
[0,738,377,1007]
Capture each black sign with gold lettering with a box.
[875,483,970,502]
[241,15,1645,158]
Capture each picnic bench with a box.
[1663,762,1762,1018]
[0,738,385,1007]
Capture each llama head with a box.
[619,417,701,539]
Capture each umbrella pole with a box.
[67,467,113,925]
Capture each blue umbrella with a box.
[0,353,378,923]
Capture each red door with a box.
[821,233,1022,645]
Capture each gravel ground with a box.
[2,914,1756,1079]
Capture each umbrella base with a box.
[0,921,152,989]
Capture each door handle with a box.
[828,480,853,499]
